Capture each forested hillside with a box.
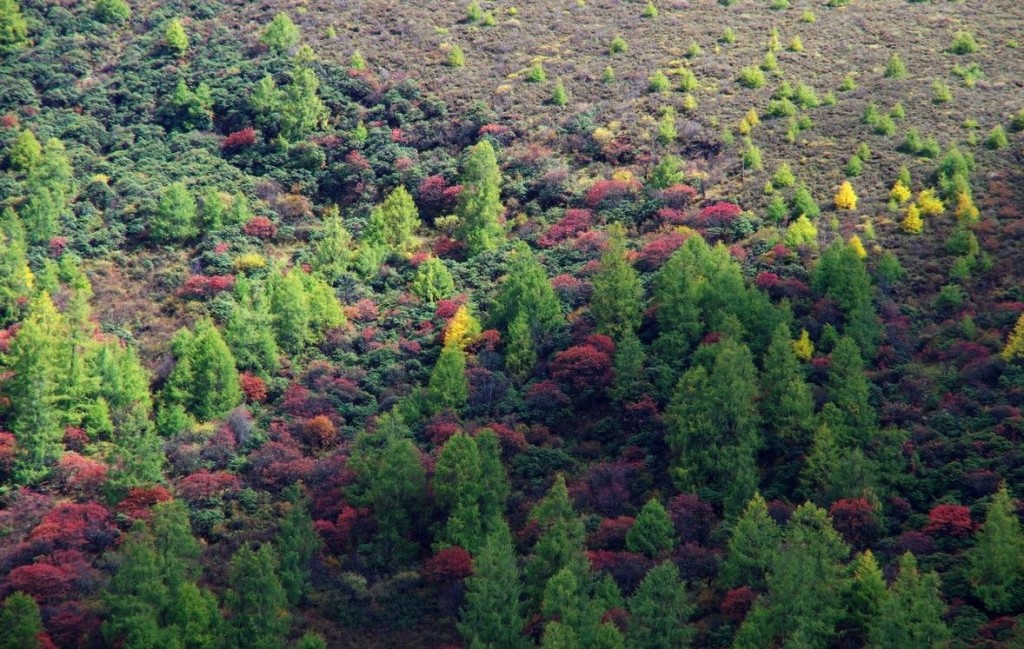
[1,0,1023,646]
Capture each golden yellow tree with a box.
[955,192,980,223]
[1002,315,1024,362]
[834,181,858,210]
[901,204,923,234]
[792,329,814,361]
[849,235,867,259]
[916,189,944,216]
[443,304,482,350]
[889,181,911,205]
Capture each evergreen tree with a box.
[268,269,312,354]
[590,222,642,341]
[224,544,291,649]
[165,18,188,55]
[162,319,242,422]
[427,344,468,413]
[0,592,42,649]
[152,500,201,593]
[609,330,648,404]
[626,499,677,558]
[811,239,880,357]
[968,485,1024,613]
[411,257,455,304]
[0,0,28,53]
[434,432,484,551]
[261,12,300,52]
[869,553,951,647]
[310,207,354,282]
[363,186,421,252]
[666,337,761,515]
[627,562,694,649]
[492,242,563,337]
[845,549,888,642]
[225,284,281,376]
[475,428,510,529]
[278,63,328,140]
[720,493,782,589]
[301,272,345,336]
[524,475,587,605]
[93,0,131,23]
[825,336,876,445]
[456,140,505,256]
[102,523,174,648]
[443,304,482,350]
[8,129,41,171]
[651,241,702,376]
[462,520,532,646]
[760,323,814,448]
[503,311,537,381]
[3,292,67,484]
[0,207,32,324]
[735,503,850,647]
[1002,314,1024,362]
[277,485,323,606]
[152,182,198,243]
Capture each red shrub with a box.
[551,274,591,308]
[698,201,742,226]
[63,426,89,452]
[435,298,465,320]
[347,298,379,322]
[636,231,687,270]
[222,127,256,150]
[178,274,236,299]
[422,546,474,583]
[239,372,268,403]
[49,236,67,258]
[250,441,315,490]
[28,502,116,553]
[115,486,173,521]
[303,415,337,448]
[585,179,640,208]
[659,184,698,208]
[0,431,15,477]
[587,550,652,593]
[589,516,636,550]
[539,208,593,247]
[550,344,613,391]
[417,175,460,218]
[5,562,77,604]
[721,587,757,622]
[177,470,242,504]
[924,504,974,536]
[243,216,277,239]
[829,498,881,550]
[656,208,688,226]
[426,412,462,446]
[0,113,18,129]
[45,600,100,648]
[894,530,937,556]
[668,494,717,546]
[525,380,571,412]
[54,453,107,497]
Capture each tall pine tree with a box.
[590,222,642,341]
[456,140,504,256]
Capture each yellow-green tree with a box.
[1003,314,1024,362]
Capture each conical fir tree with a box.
[626,499,676,558]
[869,552,950,646]
[590,222,642,341]
[456,140,505,256]
[224,544,291,649]
[968,485,1024,613]
[427,343,469,413]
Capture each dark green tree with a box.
[93,0,131,23]
[869,553,951,647]
[825,336,876,446]
[735,503,850,647]
[626,499,676,558]
[760,324,814,448]
[277,485,323,606]
[475,428,510,529]
[609,330,648,404]
[224,544,291,649]
[666,337,761,515]
[968,485,1024,613]
[459,521,530,649]
[590,223,642,341]
[427,344,468,413]
[503,311,537,382]
[162,319,242,422]
[627,562,694,649]
[456,140,504,256]
[524,475,588,605]
[0,592,42,649]
[811,239,880,357]
[151,182,198,243]
[434,432,483,551]
[492,242,563,336]
[102,523,174,648]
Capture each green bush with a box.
[739,66,766,89]
[884,53,906,78]
[949,30,979,55]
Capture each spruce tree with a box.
[0,592,43,649]
[651,241,702,379]
[492,242,563,336]
[626,499,677,558]
[261,12,300,52]
[0,0,28,53]
[504,311,537,381]
[0,207,31,324]
[163,318,242,422]
[456,140,505,256]
[760,323,814,448]
[968,485,1024,613]
[102,523,173,648]
[811,239,880,357]
[427,344,468,413]
[269,269,312,354]
[590,222,642,341]
[311,208,354,282]
[475,428,510,529]
[434,432,484,551]
[224,544,291,649]
[825,336,876,445]
[845,549,888,642]
[609,330,648,404]
[627,562,694,649]
[524,475,588,605]
[869,553,951,647]
[8,129,41,172]
[225,285,281,376]
[411,257,456,304]
[278,63,328,141]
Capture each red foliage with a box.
[46,600,101,648]
[571,460,638,517]
[425,412,462,446]
[49,236,68,258]
[721,587,757,622]
[422,546,474,583]
[303,415,337,448]
[894,531,937,555]
[345,150,371,171]
[525,380,571,412]
[176,470,242,504]
[243,216,277,239]
[5,562,78,604]
[656,208,688,226]
[54,453,108,498]
[589,516,636,551]
[636,231,688,270]
[478,422,528,453]
[347,298,380,322]
[587,550,652,593]
[27,502,116,554]
[435,298,465,320]
[417,175,460,218]
[0,431,15,477]
[539,208,593,247]
[240,372,268,403]
[178,274,236,299]
[585,179,640,208]
[924,504,974,536]
[829,498,881,550]
[550,344,613,391]
[0,113,18,129]
[115,486,173,521]
[63,426,89,452]
[550,274,591,308]
[249,441,315,490]
[659,184,698,208]
[222,127,256,150]
[668,494,717,546]
[698,201,742,226]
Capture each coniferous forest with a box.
[1,0,1024,646]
